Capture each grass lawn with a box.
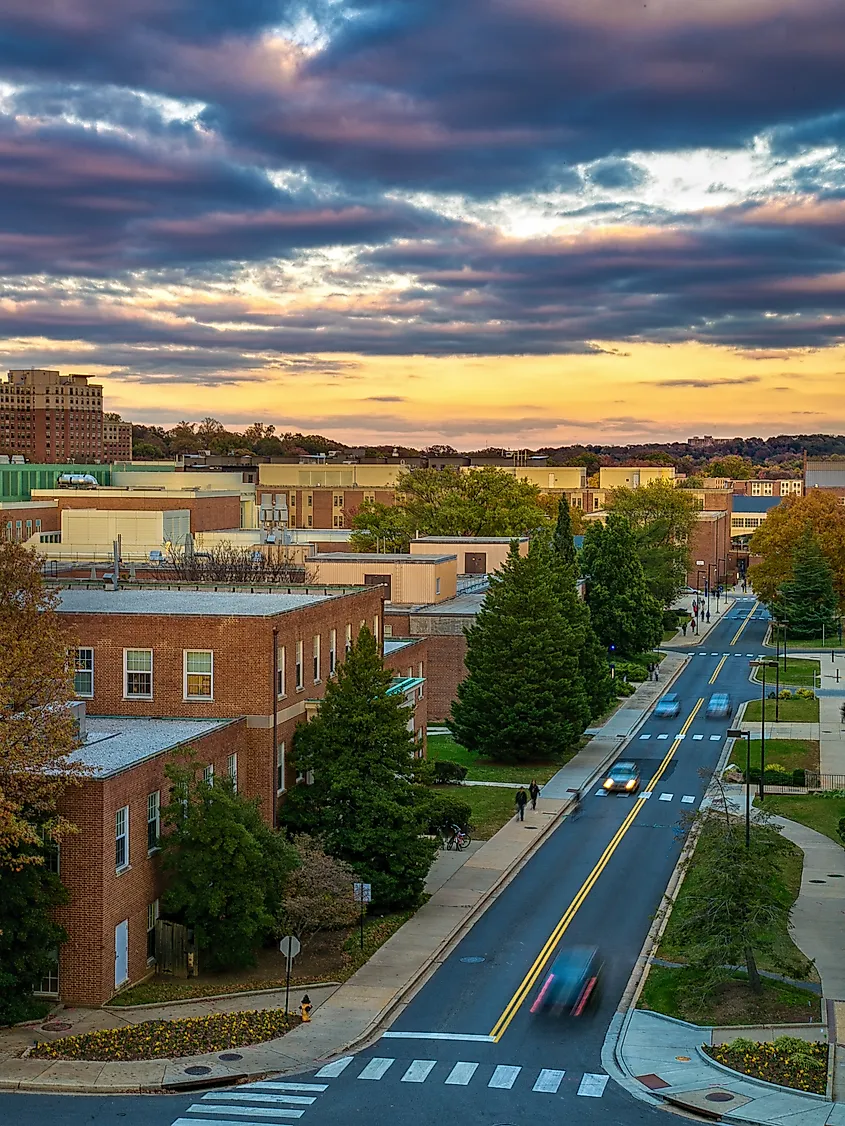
[743,696,819,723]
[753,657,819,687]
[662,628,679,641]
[769,622,844,650]
[426,733,561,784]
[638,966,821,1027]
[735,740,820,775]
[759,795,845,848]
[451,784,522,839]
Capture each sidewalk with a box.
[663,588,740,648]
[0,665,681,1093]
[788,649,845,776]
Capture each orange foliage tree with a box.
[749,491,845,608]
[0,542,88,869]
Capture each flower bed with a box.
[704,1036,827,1094]
[30,1009,299,1062]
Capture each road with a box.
[0,598,770,1126]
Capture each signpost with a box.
[353,882,372,950]
[279,935,301,1016]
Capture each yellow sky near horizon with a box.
[53,340,845,446]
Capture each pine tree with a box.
[280,628,436,909]
[449,539,591,762]
[580,514,663,657]
[553,497,578,568]
[772,530,839,639]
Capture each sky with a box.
[2,0,845,447]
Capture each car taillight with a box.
[571,976,598,1017]
[531,974,555,1014]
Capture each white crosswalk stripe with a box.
[641,791,652,798]
[657,733,669,740]
[639,733,651,739]
[358,1058,394,1080]
[445,1061,478,1085]
[659,793,673,801]
[681,796,695,804]
[202,1094,315,1107]
[488,1065,521,1089]
[401,1060,436,1082]
[249,1084,327,1093]
[183,1107,305,1120]
[710,734,721,740]
[692,734,704,740]
[533,1069,565,1093]
[315,1057,353,1077]
[578,1074,609,1097]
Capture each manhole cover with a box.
[40,1021,72,1033]
[218,1053,243,1062]
[184,1066,212,1076]
[460,956,486,963]
[810,879,826,883]
[705,1092,736,1102]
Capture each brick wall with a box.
[52,493,242,532]
[416,634,467,722]
[55,719,249,1004]
[1,502,60,541]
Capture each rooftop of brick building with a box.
[55,588,332,617]
[72,715,236,776]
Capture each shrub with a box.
[415,788,473,836]
[837,817,845,846]
[796,687,816,700]
[410,760,436,785]
[432,760,468,784]
[613,660,649,682]
[778,689,793,700]
[615,680,636,697]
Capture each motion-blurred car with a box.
[654,693,680,719]
[706,692,733,719]
[531,946,603,1017]
[602,761,641,793]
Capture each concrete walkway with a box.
[740,721,820,740]
[0,659,675,1093]
[788,649,845,776]
[663,588,740,648]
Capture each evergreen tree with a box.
[0,841,67,1024]
[580,514,663,657]
[553,497,578,568]
[161,758,297,970]
[772,531,839,639]
[449,539,591,761]
[280,628,436,909]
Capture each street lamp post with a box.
[727,728,752,848]
[707,563,718,615]
[750,660,778,800]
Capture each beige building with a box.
[305,552,458,605]
[34,508,191,560]
[102,416,133,461]
[409,536,529,574]
[461,465,587,491]
[598,466,676,489]
[258,463,405,490]
[1,369,104,463]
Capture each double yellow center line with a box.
[488,698,704,1042]
[730,600,759,646]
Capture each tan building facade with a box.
[409,536,529,574]
[1,369,104,463]
[102,416,133,462]
[308,552,458,604]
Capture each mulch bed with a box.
[704,1039,827,1094]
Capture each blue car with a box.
[654,693,680,719]
[531,946,603,1017]
[706,693,733,719]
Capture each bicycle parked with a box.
[444,824,472,851]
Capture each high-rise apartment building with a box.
[0,369,104,463]
[103,413,133,461]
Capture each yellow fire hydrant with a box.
[300,994,312,1022]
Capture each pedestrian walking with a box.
[681,620,687,636]
[529,780,540,810]
[692,600,698,617]
[654,663,659,681]
[690,616,697,634]
[646,661,653,681]
[515,787,528,821]
[706,609,711,623]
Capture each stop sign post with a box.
[279,935,301,1016]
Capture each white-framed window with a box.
[115,805,129,871]
[306,493,313,507]
[74,647,94,697]
[295,641,304,689]
[435,577,441,595]
[124,649,153,699]
[35,952,59,996]
[276,741,286,794]
[329,629,337,675]
[313,634,321,682]
[333,513,344,528]
[277,645,286,697]
[228,753,238,792]
[40,827,60,874]
[333,493,343,507]
[146,791,160,853]
[345,623,352,651]
[384,623,393,637]
[184,650,213,700]
[203,764,214,785]
[147,899,159,962]
[307,514,313,527]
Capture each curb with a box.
[2,658,689,1095]
[102,982,341,1012]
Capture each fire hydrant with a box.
[300,994,312,1022]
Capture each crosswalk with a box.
[315,1054,609,1097]
[169,1057,612,1124]
[639,731,723,741]
[595,788,697,803]
[695,651,766,657]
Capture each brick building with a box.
[0,369,104,463]
[102,415,133,462]
[47,585,426,1004]
[0,499,60,542]
[686,510,730,589]
[34,485,244,534]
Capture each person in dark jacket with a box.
[515,787,528,821]
[529,780,541,810]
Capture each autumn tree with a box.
[0,543,87,869]
[276,835,358,946]
[771,531,839,639]
[707,455,755,479]
[749,491,845,608]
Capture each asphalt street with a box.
[0,597,771,1126]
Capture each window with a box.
[184,650,213,700]
[306,493,313,507]
[276,741,286,794]
[277,646,286,697]
[333,514,344,528]
[333,493,343,507]
[147,791,160,852]
[329,629,337,675]
[313,634,321,682]
[74,647,94,697]
[124,649,152,699]
[147,899,159,962]
[41,828,60,874]
[384,623,393,637]
[307,515,313,527]
[363,491,375,503]
[346,624,352,651]
[115,805,129,871]
[228,753,238,792]
[295,641,304,689]
[435,577,441,595]
[203,764,214,785]
[36,953,59,996]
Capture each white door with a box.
[114,920,129,987]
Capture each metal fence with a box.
[743,771,845,794]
